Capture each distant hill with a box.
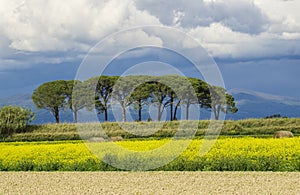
[1,89,300,124]
[227,89,300,119]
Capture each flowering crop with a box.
[0,137,299,171]
[0,141,99,171]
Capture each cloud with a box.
[0,0,160,52]
[0,0,299,71]
[188,22,300,59]
[0,0,299,100]
[282,32,300,40]
[0,0,162,70]
[253,0,300,33]
[134,0,269,34]
[133,0,300,60]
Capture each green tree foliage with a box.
[148,76,173,121]
[86,76,119,121]
[31,75,238,122]
[0,106,34,138]
[153,76,210,121]
[226,93,238,114]
[128,76,152,121]
[32,80,69,123]
[158,75,180,121]
[189,77,211,109]
[67,80,95,123]
[112,76,141,122]
[209,86,238,120]
[176,76,200,120]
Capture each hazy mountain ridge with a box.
[228,89,300,119]
[229,89,300,106]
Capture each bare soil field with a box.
[0,172,299,194]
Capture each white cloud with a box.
[254,0,300,33]
[282,32,300,40]
[134,0,300,59]
[0,0,299,70]
[86,28,163,58]
[0,0,160,53]
[134,0,269,34]
[0,0,163,70]
[188,23,251,58]
[188,23,300,59]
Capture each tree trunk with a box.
[54,107,60,123]
[104,101,108,121]
[186,102,190,120]
[157,102,161,121]
[213,105,220,120]
[173,100,180,120]
[138,99,142,121]
[122,104,126,122]
[73,110,77,123]
[170,94,173,121]
[104,109,108,122]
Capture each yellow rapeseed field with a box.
[0,137,299,171]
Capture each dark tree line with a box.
[32,75,238,123]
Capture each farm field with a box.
[0,172,299,194]
[0,137,299,171]
[1,119,299,193]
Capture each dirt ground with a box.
[0,172,299,194]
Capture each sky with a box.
[0,0,300,99]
